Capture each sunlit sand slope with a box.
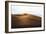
[11,14,41,28]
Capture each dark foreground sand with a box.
[11,14,41,28]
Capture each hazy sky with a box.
[10,3,43,17]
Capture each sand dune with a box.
[11,14,41,28]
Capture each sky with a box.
[10,3,43,17]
